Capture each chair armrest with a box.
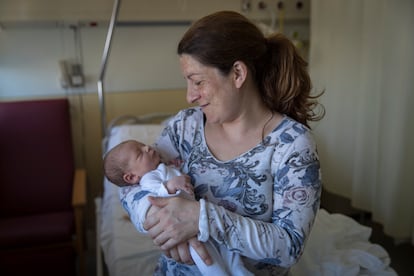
[72,168,87,207]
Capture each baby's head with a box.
[103,140,161,187]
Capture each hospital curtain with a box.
[309,0,414,244]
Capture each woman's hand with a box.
[144,196,200,250]
[163,237,212,266]
[144,195,212,265]
[165,175,194,196]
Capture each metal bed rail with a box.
[97,0,121,138]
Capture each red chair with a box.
[0,98,86,276]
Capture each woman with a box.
[120,10,324,275]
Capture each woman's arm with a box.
[144,196,200,249]
[146,198,212,265]
[144,192,318,268]
[121,183,213,265]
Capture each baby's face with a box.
[123,141,161,177]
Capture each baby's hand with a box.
[166,175,194,196]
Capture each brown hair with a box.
[178,11,324,127]
[103,140,133,187]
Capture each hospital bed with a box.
[95,1,397,275]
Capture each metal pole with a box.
[98,0,121,138]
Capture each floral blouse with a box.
[120,107,321,275]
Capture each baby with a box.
[103,139,252,276]
[103,139,193,196]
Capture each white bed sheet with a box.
[97,124,397,276]
[289,209,396,276]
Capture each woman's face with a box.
[180,54,239,124]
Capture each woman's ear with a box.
[123,173,140,184]
[232,61,248,89]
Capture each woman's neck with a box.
[218,90,273,135]
[204,96,281,161]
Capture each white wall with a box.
[0,0,310,99]
[0,0,309,22]
[0,24,188,98]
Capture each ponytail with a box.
[259,34,324,128]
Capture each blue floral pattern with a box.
[120,107,321,275]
